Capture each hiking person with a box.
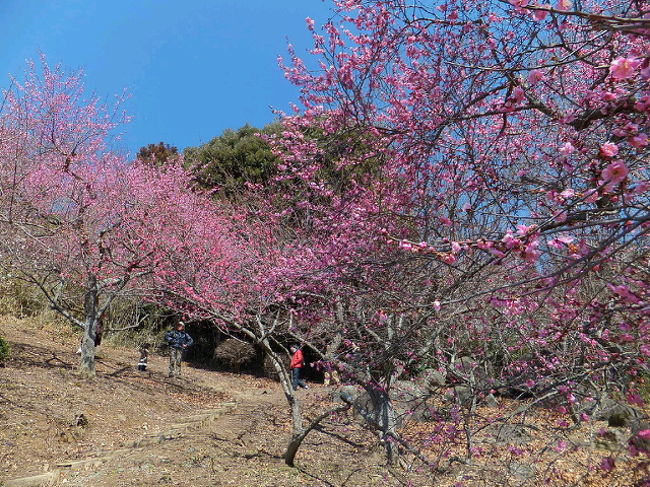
[289,344,308,390]
[137,343,150,371]
[165,321,193,377]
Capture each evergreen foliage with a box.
[136,142,180,167]
[184,123,281,196]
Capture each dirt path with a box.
[3,315,644,486]
[1,316,399,487]
[5,375,391,487]
[5,402,236,487]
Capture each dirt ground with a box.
[0,315,647,487]
[0,315,421,487]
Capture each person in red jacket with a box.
[289,345,309,390]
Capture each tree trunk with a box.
[284,403,351,467]
[255,337,305,466]
[78,281,98,378]
[252,325,350,467]
[368,387,400,464]
[284,395,304,467]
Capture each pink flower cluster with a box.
[609,57,642,81]
[600,160,629,191]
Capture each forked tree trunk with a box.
[284,401,351,467]
[256,338,340,467]
[283,397,304,467]
[256,338,304,465]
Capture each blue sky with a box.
[0,1,335,156]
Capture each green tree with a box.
[136,142,180,167]
[184,123,281,196]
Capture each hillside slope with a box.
[0,315,645,486]
[0,316,400,486]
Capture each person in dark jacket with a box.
[289,345,308,390]
[165,322,193,377]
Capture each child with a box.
[137,343,150,371]
[324,369,341,386]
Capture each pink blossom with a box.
[548,235,573,249]
[516,224,534,235]
[433,300,441,311]
[629,134,648,149]
[508,446,524,456]
[601,92,617,102]
[476,240,493,250]
[522,240,541,262]
[555,210,568,223]
[608,284,641,304]
[609,57,641,80]
[635,95,650,112]
[531,6,549,21]
[627,393,645,407]
[502,231,519,249]
[638,429,650,440]
[509,0,529,7]
[442,253,457,264]
[601,160,629,185]
[620,333,634,342]
[528,69,545,84]
[560,188,575,199]
[641,344,650,357]
[599,142,619,158]
[559,142,575,155]
[511,86,525,103]
[631,181,650,195]
[305,17,315,31]
[488,247,505,258]
[556,0,572,10]
[451,241,461,253]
